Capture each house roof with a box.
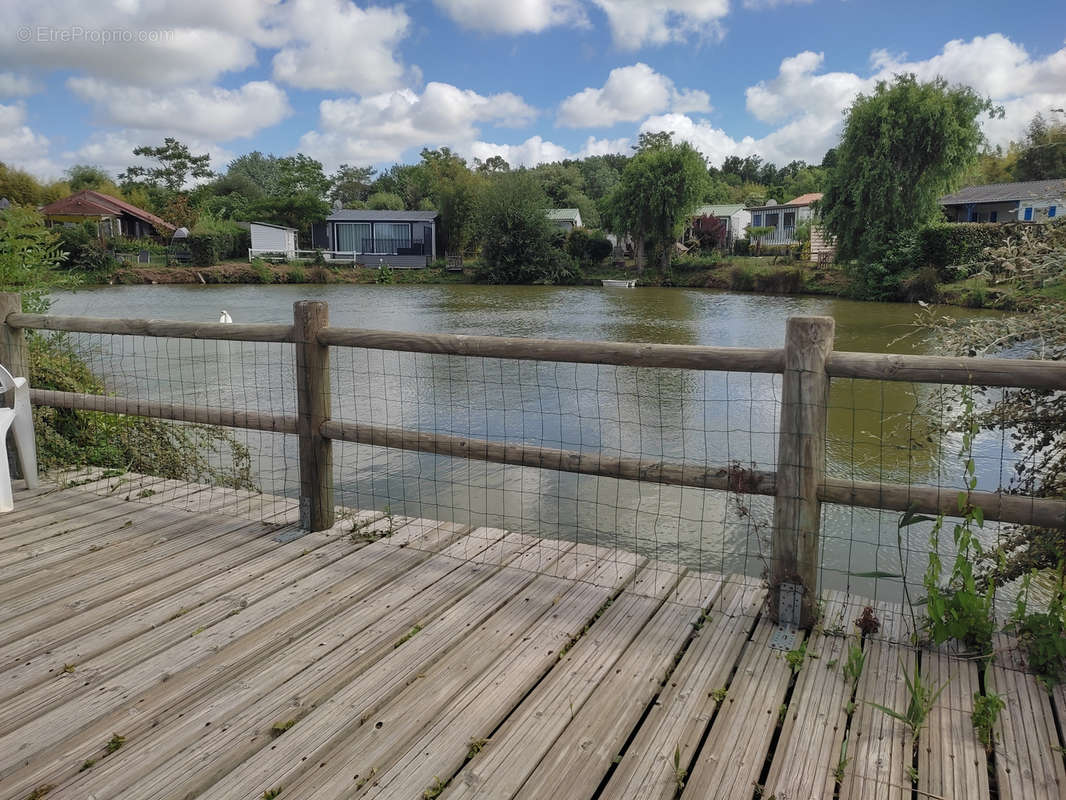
[545,208,581,221]
[327,209,438,222]
[694,204,746,217]
[786,193,824,206]
[747,193,824,212]
[40,190,175,231]
[939,178,1066,205]
[249,221,297,231]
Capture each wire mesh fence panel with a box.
[27,330,300,523]
[823,375,1041,615]
[329,346,782,585]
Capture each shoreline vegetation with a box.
[88,254,1051,312]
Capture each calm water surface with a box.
[50,284,1010,601]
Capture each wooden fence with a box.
[3,293,1065,627]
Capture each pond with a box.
[48,283,1012,603]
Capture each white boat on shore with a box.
[601,279,636,288]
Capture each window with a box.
[373,222,411,251]
[783,212,795,227]
[335,222,371,253]
[766,213,779,227]
[753,214,762,226]
[989,211,997,222]
[1024,206,1033,221]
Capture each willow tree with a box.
[821,74,999,263]
[604,133,708,273]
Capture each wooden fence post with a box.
[771,315,834,628]
[294,300,334,531]
[0,293,28,379]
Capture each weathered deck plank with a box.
[0,483,1063,800]
[990,634,1066,800]
[603,577,765,800]
[763,593,858,800]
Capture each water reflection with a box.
[50,284,1011,601]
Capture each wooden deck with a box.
[2,476,1064,800]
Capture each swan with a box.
[219,310,233,324]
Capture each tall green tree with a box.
[604,133,709,272]
[1011,113,1066,182]
[120,138,214,192]
[65,165,117,193]
[328,164,376,208]
[477,171,574,284]
[821,74,998,263]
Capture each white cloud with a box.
[0,3,262,86]
[735,36,1066,165]
[432,0,586,34]
[68,79,291,141]
[299,82,538,169]
[469,134,629,167]
[588,0,729,50]
[0,102,57,177]
[0,73,38,98]
[558,63,710,127]
[65,129,235,181]
[639,113,755,166]
[272,0,414,93]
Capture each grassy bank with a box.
[97,255,1033,310]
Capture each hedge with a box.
[917,223,1009,270]
[186,228,251,267]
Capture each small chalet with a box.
[249,222,298,260]
[321,209,438,268]
[939,179,1064,223]
[40,190,174,238]
[691,204,751,248]
[746,193,822,246]
[546,208,583,230]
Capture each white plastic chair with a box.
[1,363,39,512]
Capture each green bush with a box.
[728,264,756,291]
[376,263,394,284]
[286,266,306,283]
[249,259,274,284]
[732,239,750,257]
[565,228,613,268]
[918,223,1005,273]
[900,266,942,302]
[29,332,254,488]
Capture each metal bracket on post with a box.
[769,582,802,651]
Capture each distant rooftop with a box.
[747,193,823,211]
[940,178,1066,205]
[694,204,746,217]
[546,208,581,220]
[327,209,438,221]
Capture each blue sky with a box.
[1,0,1064,180]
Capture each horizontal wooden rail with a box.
[320,420,778,494]
[10,311,1066,391]
[7,312,294,343]
[321,420,1066,529]
[318,327,786,372]
[827,351,1066,390]
[819,477,1065,530]
[30,389,299,435]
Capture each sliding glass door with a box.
[335,222,371,253]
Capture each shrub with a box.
[565,228,613,268]
[376,263,394,284]
[728,264,756,291]
[286,266,306,283]
[900,266,941,303]
[918,223,1005,274]
[249,259,274,284]
[732,238,750,257]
